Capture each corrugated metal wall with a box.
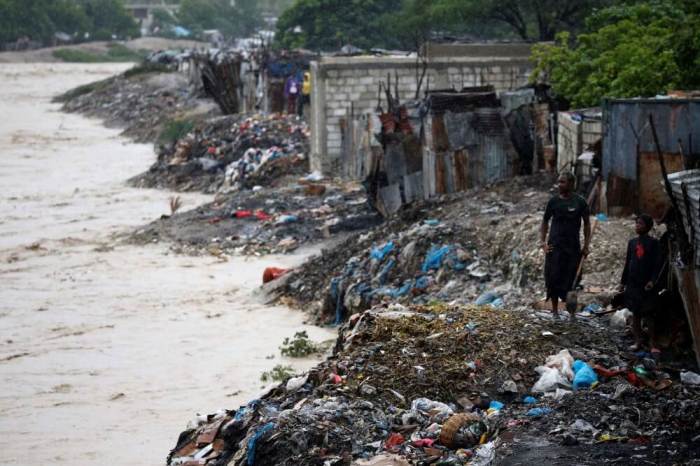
[602,99,700,181]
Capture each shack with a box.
[668,169,700,367]
[602,98,700,218]
[360,87,520,216]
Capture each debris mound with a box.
[167,304,700,466]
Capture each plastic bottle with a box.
[572,360,598,390]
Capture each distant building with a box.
[123,0,180,36]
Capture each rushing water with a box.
[0,63,333,466]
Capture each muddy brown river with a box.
[0,63,333,466]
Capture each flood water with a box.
[0,63,334,466]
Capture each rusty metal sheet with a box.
[605,175,636,217]
[431,115,450,152]
[444,111,475,150]
[422,148,436,199]
[668,169,700,267]
[638,151,685,219]
[403,171,424,203]
[435,151,447,194]
[673,267,700,367]
[384,142,407,186]
[602,99,700,181]
[378,183,402,217]
[453,150,469,191]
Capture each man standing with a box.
[540,172,591,318]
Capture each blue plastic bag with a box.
[489,400,504,411]
[377,259,395,285]
[247,422,275,465]
[522,396,538,405]
[370,241,394,261]
[526,407,553,417]
[414,275,431,290]
[422,245,451,272]
[572,360,598,390]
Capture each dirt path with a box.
[0,63,333,466]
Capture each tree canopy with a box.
[274,0,620,51]
[0,0,138,45]
[177,0,261,37]
[275,0,403,51]
[531,1,700,107]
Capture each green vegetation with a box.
[177,0,261,37]
[53,76,114,103]
[531,1,700,107]
[123,62,171,78]
[159,118,195,144]
[260,365,294,382]
[275,0,617,51]
[0,0,138,45]
[279,331,321,358]
[276,0,401,50]
[52,44,146,62]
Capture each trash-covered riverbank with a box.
[167,303,700,466]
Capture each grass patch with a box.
[123,62,170,78]
[279,331,322,358]
[53,76,115,102]
[53,43,147,63]
[159,118,195,144]
[260,365,294,383]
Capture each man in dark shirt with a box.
[540,172,591,318]
[620,214,662,350]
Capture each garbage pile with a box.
[167,304,700,465]
[278,175,632,321]
[57,64,210,143]
[129,179,382,256]
[130,114,310,193]
[297,217,502,324]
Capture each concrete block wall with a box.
[310,45,535,175]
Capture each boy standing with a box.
[620,214,662,350]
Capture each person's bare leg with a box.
[551,296,559,318]
[631,314,643,350]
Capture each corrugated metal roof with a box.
[602,99,700,181]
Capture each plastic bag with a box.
[544,349,574,381]
[532,366,570,393]
[371,242,395,261]
[572,360,598,390]
[410,398,453,422]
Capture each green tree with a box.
[47,0,91,36]
[177,0,261,37]
[431,0,612,41]
[531,2,700,107]
[0,0,55,43]
[0,0,138,44]
[275,0,403,51]
[77,0,139,40]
